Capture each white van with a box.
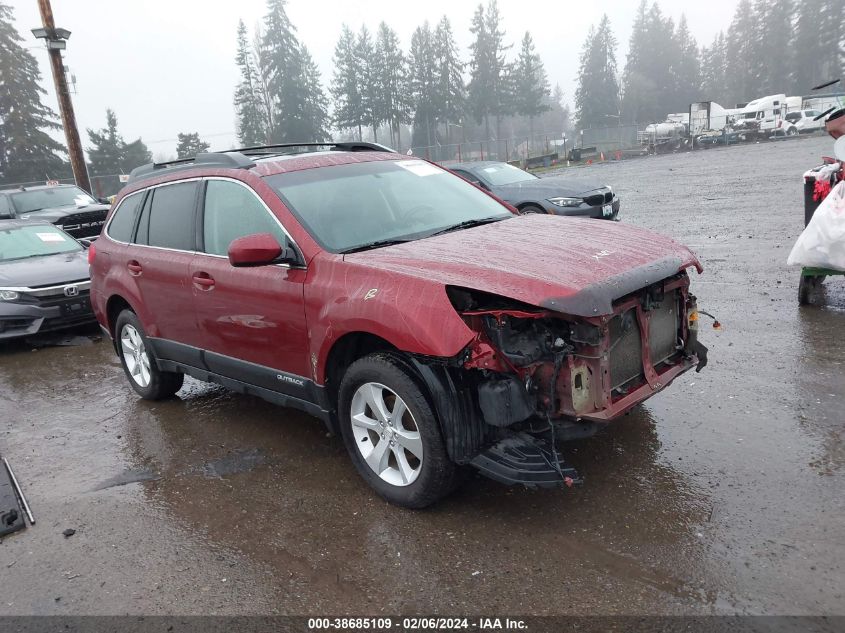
[785,110,825,133]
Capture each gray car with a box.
[0,220,95,340]
[450,161,620,219]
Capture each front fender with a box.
[306,257,473,384]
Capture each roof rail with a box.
[127,152,256,184]
[226,141,395,156]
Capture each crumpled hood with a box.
[493,175,609,200]
[0,250,89,288]
[345,215,700,317]
[20,203,110,222]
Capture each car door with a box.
[190,177,311,395]
[129,180,203,353]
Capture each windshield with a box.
[476,163,538,186]
[11,187,96,214]
[264,160,513,252]
[0,224,81,262]
[785,112,802,122]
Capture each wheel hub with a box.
[350,382,423,487]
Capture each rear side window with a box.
[202,180,287,256]
[106,192,143,242]
[0,195,11,216]
[141,182,198,251]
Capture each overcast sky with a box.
[9,0,741,158]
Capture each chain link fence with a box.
[409,126,656,167]
[409,133,569,167]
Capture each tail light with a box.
[87,242,96,265]
[777,120,783,128]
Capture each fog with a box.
[9,0,740,155]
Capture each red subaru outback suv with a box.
[90,143,707,508]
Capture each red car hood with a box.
[345,215,701,317]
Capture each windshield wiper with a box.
[341,238,414,254]
[426,216,506,238]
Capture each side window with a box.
[0,195,11,217]
[106,192,143,242]
[454,170,480,184]
[145,182,199,251]
[202,180,287,256]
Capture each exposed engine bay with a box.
[435,273,707,488]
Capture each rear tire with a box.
[338,353,458,508]
[114,310,184,400]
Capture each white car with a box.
[785,110,825,134]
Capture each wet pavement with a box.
[1,135,843,615]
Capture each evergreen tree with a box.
[792,0,843,93]
[0,2,66,184]
[575,16,621,129]
[355,26,380,141]
[261,0,301,141]
[724,0,760,105]
[433,16,465,144]
[701,32,729,105]
[621,2,677,123]
[467,4,492,137]
[484,0,514,139]
[87,109,150,174]
[330,24,364,140]
[259,0,329,142]
[87,110,125,175]
[175,132,210,158]
[513,32,550,139]
[233,20,267,146]
[408,22,438,148]
[122,139,152,171]
[252,28,276,137]
[294,43,330,142]
[537,84,572,139]
[672,15,701,112]
[375,22,411,149]
[756,0,793,95]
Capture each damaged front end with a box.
[410,273,707,489]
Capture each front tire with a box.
[519,204,546,215]
[338,353,457,508]
[115,310,184,400]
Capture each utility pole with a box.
[34,0,91,194]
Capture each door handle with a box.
[192,272,215,290]
[127,260,142,276]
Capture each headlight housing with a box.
[548,197,582,207]
[0,289,20,301]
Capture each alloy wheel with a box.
[120,324,151,388]
[350,382,423,486]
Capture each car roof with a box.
[250,149,407,178]
[0,183,79,195]
[120,143,410,192]
[0,218,54,229]
[453,161,509,172]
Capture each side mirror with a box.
[228,232,295,267]
[98,197,111,205]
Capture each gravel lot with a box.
[1,134,843,616]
